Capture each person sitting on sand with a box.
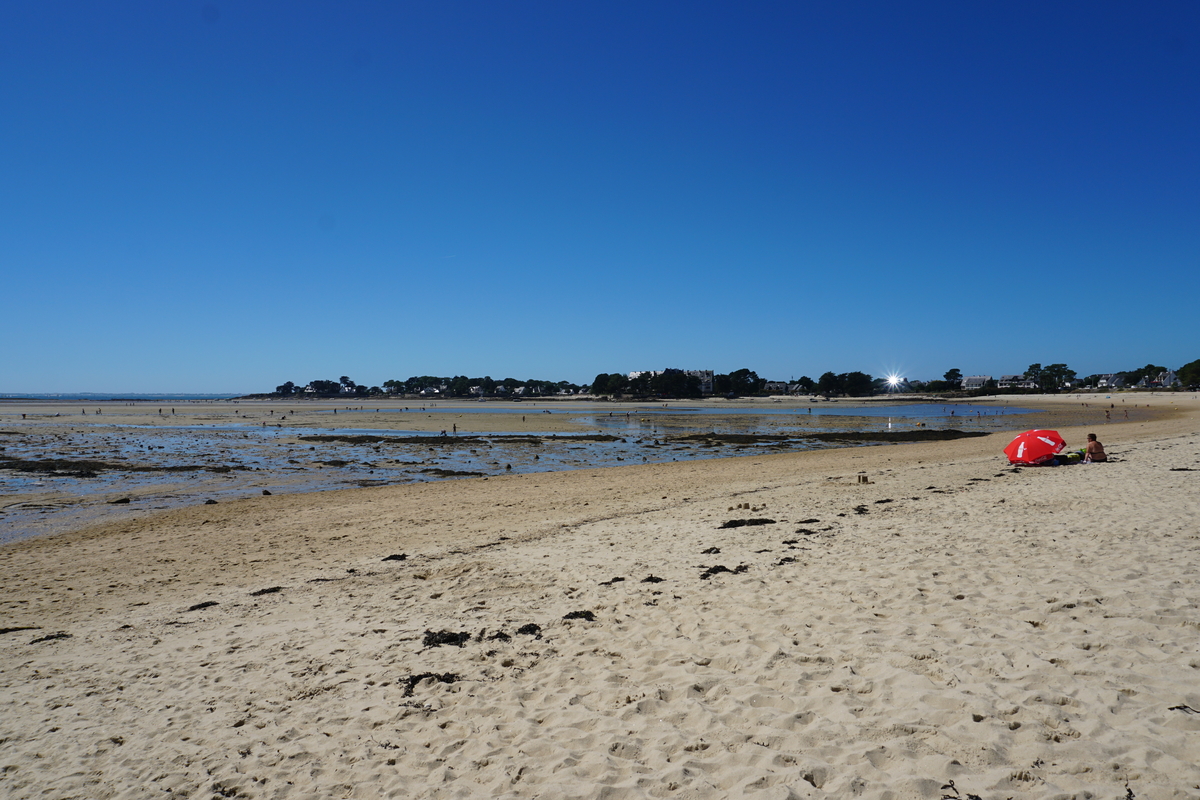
[1084,433,1107,463]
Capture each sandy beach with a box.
[2,394,1198,799]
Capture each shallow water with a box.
[0,406,1033,544]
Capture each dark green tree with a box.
[650,370,702,398]
[944,368,962,387]
[795,376,815,393]
[1024,364,1044,389]
[627,372,652,395]
[1177,359,1200,388]
[308,379,340,395]
[728,368,762,395]
[817,372,843,398]
[275,381,296,396]
[841,371,874,397]
[1041,364,1076,390]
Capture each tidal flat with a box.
[0,396,1122,542]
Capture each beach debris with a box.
[400,672,458,697]
[700,564,749,580]
[186,601,219,612]
[853,505,869,515]
[857,474,870,484]
[204,499,218,505]
[29,632,71,644]
[1168,704,1199,714]
[249,586,284,596]
[563,610,596,621]
[598,577,625,586]
[486,630,511,641]
[423,629,471,648]
[641,575,665,583]
[420,468,485,478]
[776,557,797,565]
[1169,467,1197,471]
[797,518,819,523]
[701,547,720,554]
[262,490,272,495]
[875,498,894,504]
[109,497,131,504]
[718,518,776,529]
[516,623,542,638]
[939,780,983,800]
[382,553,408,562]
[1,626,41,636]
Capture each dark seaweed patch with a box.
[186,601,219,612]
[382,553,408,562]
[0,626,41,636]
[718,518,776,529]
[700,564,749,580]
[420,468,485,478]
[423,630,471,648]
[30,632,72,644]
[563,610,596,621]
[599,577,626,586]
[400,672,458,697]
[516,623,542,638]
[250,586,284,597]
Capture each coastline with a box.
[2,394,1198,798]
[2,395,1134,545]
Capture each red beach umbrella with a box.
[1004,429,1066,465]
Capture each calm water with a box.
[0,403,1035,543]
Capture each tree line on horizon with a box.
[270,359,1199,400]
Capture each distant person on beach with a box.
[1084,434,1107,463]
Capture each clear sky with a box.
[2,2,1197,393]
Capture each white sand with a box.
[2,394,1198,799]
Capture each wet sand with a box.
[2,393,1198,799]
[1,396,1115,544]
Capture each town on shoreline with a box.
[261,360,1198,402]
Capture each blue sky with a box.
[2,2,1197,392]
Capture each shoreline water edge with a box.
[0,395,1135,544]
[2,393,1198,799]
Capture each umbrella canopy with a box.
[1004,429,1066,465]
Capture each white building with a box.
[997,375,1038,389]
